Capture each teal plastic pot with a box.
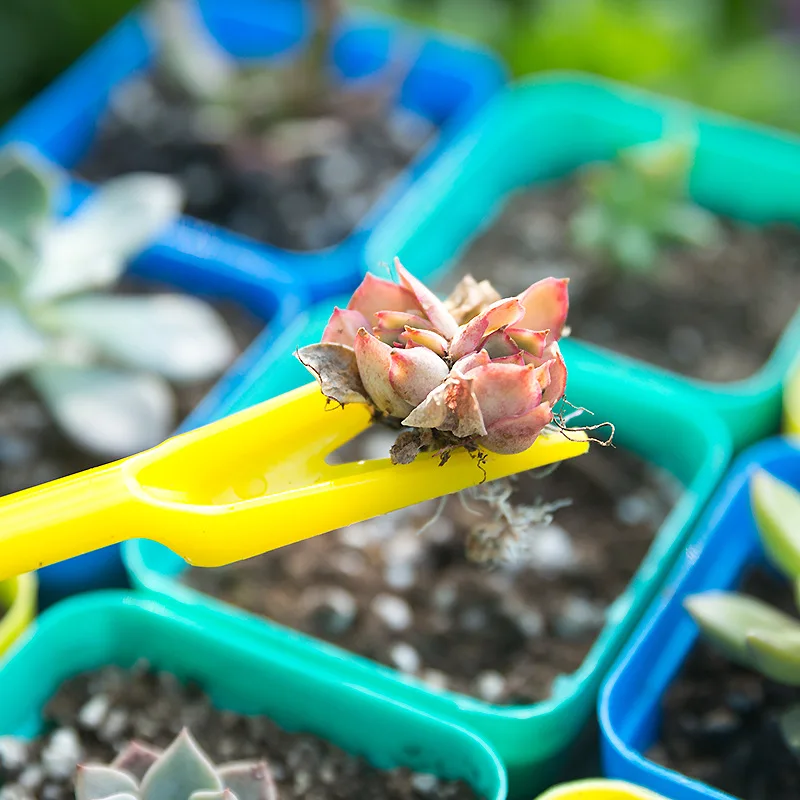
[125,293,732,797]
[364,73,800,451]
[0,591,507,800]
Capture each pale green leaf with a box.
[50,294,237,382]
[0,145,56,245]
[613,225,658,272]
[111,742,162,783]
[684,590,800,666]
[31,363,174,457]
[75,765,139,800]
[747,627,800,686]
[26,174,183,302]
[190,792,233,800]
[0,301,48,381]
[779,704,800,757]
[663,204,721,249]
[569,205,608,253]
[146,0,236,101]
[0,229,36,287]
[140,730,222,800]
[751,469,800,579]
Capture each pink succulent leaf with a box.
[481,329,522,359]
[321,307,370,345]
[347,272,421,321]
[444,274,502,324]
[402,375,487,438]
[372,328,404,345]
[449,297,524,361]
[517,277,569,344]
[111,742,162,782]
[374,310,434,333]
[506,327,549,359]
[478,402,553,455]
[354,328,415,418]
[394,258,459,339]
[492,352,526,366]
[296,343,370,406]
[530,359,553,392]
[542,344,567,406]
[389,347,449,406]
[453,349,491,374]
[400,326,449,356]
[218,761,278,800]
[466,362,543,428]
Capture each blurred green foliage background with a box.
[2,0,799,132]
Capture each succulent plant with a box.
[76,729,276,800]
[570,132,721,272]
[685,469,800,753]
[147,0,344,123]
[297,261,569,464]
[0,146,236,457]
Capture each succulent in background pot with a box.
[74,729,276,800]
[80,0,435,256]
[0,145,236,457]
[599,436,800,800]
[0,593,507,800]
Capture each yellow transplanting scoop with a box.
[0,382,588,582]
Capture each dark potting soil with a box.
[651,567,800,798]
[0,277,261,501]
[79,74,432,252]
[0,662,479,800]
[187,441,679,705]
[441,183,800,383]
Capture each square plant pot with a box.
[363,73,800,452]
[0,591,507,799]
[0,0,506,302]
[599,436,800,799]
[10,179,307,602]
[124,293,733,798]
[0,575,36,656]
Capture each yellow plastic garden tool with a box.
[0,382,588,582]
[535,779,668,799]
[785,358,800,436]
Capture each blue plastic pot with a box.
[125,289,733,798]
[0,591,508,800]
[599,436,800,800]
[1,0,505,302]
[29,181,307,604]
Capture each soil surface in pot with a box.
[440,182,800,382]
[79,73,433,252]
[0,276,262,500]
[0,661,480,800]
[651,567,800,798]
[187,439,679,705]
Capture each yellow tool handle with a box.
[0,461,137,581]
